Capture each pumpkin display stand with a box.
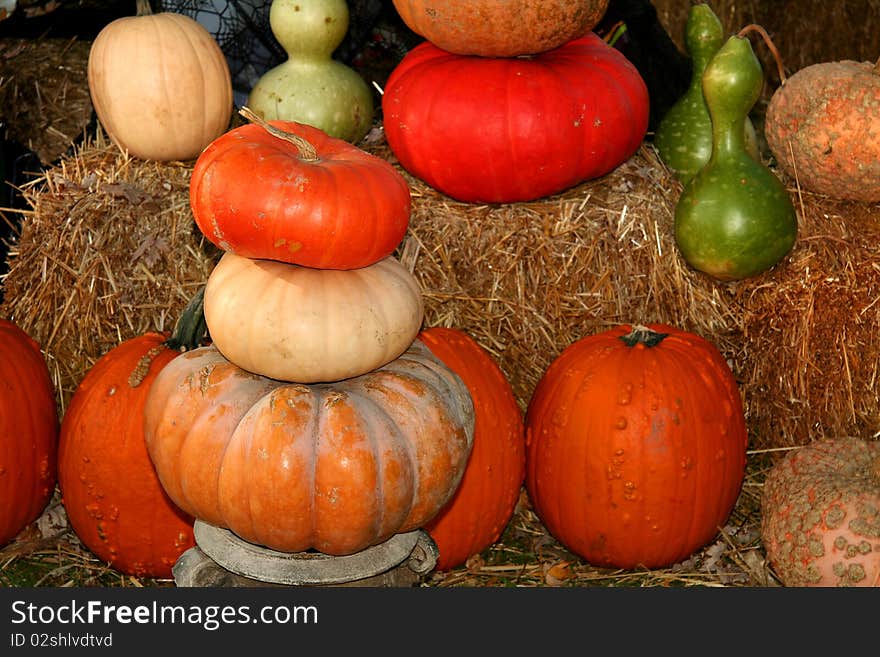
[172,521,438,588]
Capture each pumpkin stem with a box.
[135,0,153,17]
[164,286,208,352]
[737,23,787,85]
[239,106,319,162]
[619,324,669,348]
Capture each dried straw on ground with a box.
[0,129,220,413]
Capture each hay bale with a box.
[0,128,220,413]
[4,128,879,451]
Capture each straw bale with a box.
[0,37,93,165]
[0,128,220,413]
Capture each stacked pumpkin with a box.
[383,0,650,203]
[136,109,526,568]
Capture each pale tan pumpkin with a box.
[87,0,233,162]
[203,253,424,383]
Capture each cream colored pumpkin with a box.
[87,0,233,162]
[204,253,425,382]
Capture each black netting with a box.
[159,0,284,105]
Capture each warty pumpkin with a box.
[525,324,748,569]
[190,109,411,270]
[419,327,526,571]
[0,319,58,547]
[764,57,880,202]
[382,33,649,203]
[761,437,879,587]
[203,252,424,383]
[87,0,233,162]
[57,294,205,577]
[143,340,475,556]
[391,0,610,57]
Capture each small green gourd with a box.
[673,30,797,282]
[654,3,758,183]
[247,0,374,143]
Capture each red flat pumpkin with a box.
[525,324,748,569]
[0,319,58,546]
[57,296,204,577]
[190,110,411,270]
[382,33,649,203]
[419,327,526,571]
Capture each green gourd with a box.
[673,33,797,282]
[247,0,373,143]
[654,3,758,183]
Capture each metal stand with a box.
[173,520,439,588]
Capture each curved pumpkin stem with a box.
[135,0,153,17]
[239,106,319,162]
[737,23,787,85]
[164,285,208,352]
[619,324,669,348]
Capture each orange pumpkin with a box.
[391,0,610,57]
[419,327,525,571]
[143,340,475,556]
[525,324,748,569]
[57,296,205,577]
[0,319,58,546]
[761,437,880,587]
[764,58,880,202]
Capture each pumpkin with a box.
[390,0,610,57]
[57,294,205,577]
[204,252,424,383]
[764,57,880,202]
[246,0,374,144]
[0,319,58,547]
[382,34,649,203]
[761,437,880,587]
[87,0,233,162]
[525,324,748,569]
[143,340,475,556]
[419,327,526,571]
[190,109,411,270]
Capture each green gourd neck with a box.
[685,4,725,91]
[271,0,350,60]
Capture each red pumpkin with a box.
[525,324,748,569]
[57,299,204,577]
[0,319,58,546]
[190,113,411,270]
[143,340,475,556]
[382,33,649,203]
[419,327,526,571]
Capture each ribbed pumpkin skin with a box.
[419,328,526,571]
[204,253,424,383]
[87,10,233,162]
[58,333,195,578]
[764,60,880,202]
[143,341,475,556]
[525,324,748,569]
[391,0,609,57]
[382,34,649,203]
[190,120,411,269]
[761,437,880,587]
[0,320,58,546]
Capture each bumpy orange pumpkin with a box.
[761,437,879,587]
[525,324,748,569]
[143,340,475,556]
[57,296,206,577]
[87,0,233,162]
[391,0,610,57]
[764,58,880,202]
[419,327,525,571]
[0,319,58,546]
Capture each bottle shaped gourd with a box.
[654,3,758,183]
[247,0,373,143]
[673,34,797,282]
